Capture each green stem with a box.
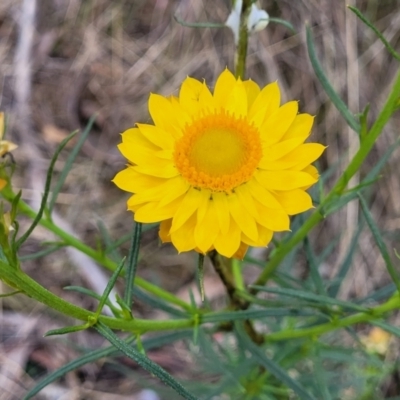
[0,260,192,332]
[252,68,400,289]
[3,190,193,312]
[235,0,253,79]
[266,294,400,341]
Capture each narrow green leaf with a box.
[105,224,157,255]
[269,17,296,34]
[306,25,360,133]
[48,116,96,214]
[97,220,122,262]
[304,237,326,295]
[19,243,66,261]
[348,6,400,61]
[64,286,121,317]
[95,257,126,318]
[358,193,400,292]
[235,322,317,400]
[328,224,362,298]
[23,330,192,400]
[44,323,90,337]
[202,308,314,323]
[133,287,188,317]
[124,222,142,308]
[95,322,198,400]
[358,283,396,303]
[250,286,369,312]
[15,131,78,249]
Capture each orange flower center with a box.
[174,110,262,193]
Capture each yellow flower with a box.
[114,70,324,258]
[0,112,17,156]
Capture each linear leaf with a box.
[95,257,126,318]
[306,25,360,133]
[348,6,400,61]
[202,308,314,323]
[23,330,192,399]
[328,224,362,298]
[124,222,142,308]
[48,116,96,213]
[133,287,188,317]
[251,286,369,312]
[358,193,400,292]
[269,17,296,33]
[15,131,77,249]
[235,322,316,400]
[95,322,198,400]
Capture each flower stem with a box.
[209,251,263,344]
[234,0,253,79]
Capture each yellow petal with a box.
[274,189,313,215]
[127,176,184,207]
[249,81,280,127]
[260,143,325,171]
[225,80,248,117]
[232,242,249,260]
[137,124,174,150]
[260,101,298,146]
[291,144,326,170]
[228,193,258,242]
[246,179,283,209]
[170,187,204,233]
[117,142,171,167]
[196,189,212,223]
[280,113,314,141]
[261,137,306,162]
[148,93,182,138]
[134,196,182,223]
[121,127,160,150]
[241,224,273,247]
[158,179,190,208]
[112,167,165,193]
[170,213,197,252]
[235,184,260,219]
[133,163,179,178]
[159,219,172,242]
[255,170,317,191]
[243,79,260,111]
[214,219,241,258]
[213,69,237,108]
[299,165,319,190]
[194,199,220,253]
[254,200,290,231]
[212,192,230,235]
[198,82,216,111]
[179,76,203,115]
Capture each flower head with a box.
[114,70,324,258]
[0,112,18,190]
[0,112,17,157]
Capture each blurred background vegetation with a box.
[1,0,400,399]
